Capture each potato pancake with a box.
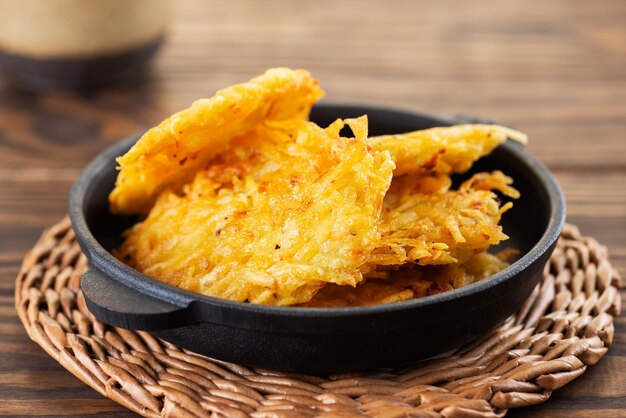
[367,171,517,267]
[302,252,510,307]
[116,117,395,306]
[110,68,323,214]
[371,124,527,176]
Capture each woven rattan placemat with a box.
[15,217,622,417]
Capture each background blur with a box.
[0,0,624,416]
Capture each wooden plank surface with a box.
[0,0,624,416]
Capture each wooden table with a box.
[1,0,624,416]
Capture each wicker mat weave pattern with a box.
[15,217,622,418]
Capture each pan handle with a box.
[81,269,191,331]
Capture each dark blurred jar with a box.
[0,0,169,91]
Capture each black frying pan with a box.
[68,104,565,373]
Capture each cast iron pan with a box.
[68,103,566,373]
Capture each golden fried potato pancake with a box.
[116,117,395,306]
[366,171,516,267]
[302,252,509,307]
[370,124,527,176]
[109,68,324,214]
[112,67,528,306]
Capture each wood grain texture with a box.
[0,0,624,416]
